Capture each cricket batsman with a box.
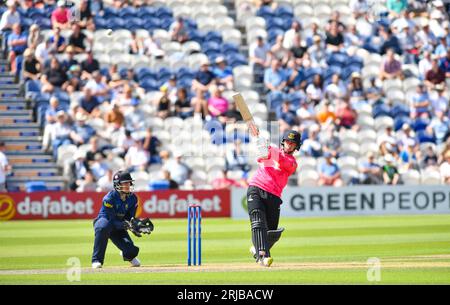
[91,170,153,268]
[247,130,301,267]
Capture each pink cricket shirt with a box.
[249,145,297,198]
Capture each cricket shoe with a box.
[120,251,141,267]
[259,257,273,267]
[92,262,102,269]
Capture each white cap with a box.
[76,112,88,121]
[433,0,444,7]
[431,10,444,19]
[174,151,183,158]
[57,0,66,7]
[6,0,15,6]
[74,151,86,160]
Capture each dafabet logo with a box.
[0,194,16,221]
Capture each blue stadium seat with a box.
[373,104,392,118]
[266,17,285,31]
[137,67,157,80]
[94,17,108,29]
[287,91,305,107]
[158,67,172,81]
[327,52,349,68]
[25,181,47,192]
[226,53,247,67]
[189,30,205,44]
[221,43,239,54]
[391,103,410,118]
[36,18,52,30]
[256,6,274,19]
[267,28,284,44]
[156,6,173,19]
[160,18,173,31]
[140,79,160,91]
[137,6,156,18]
[202,41,221,53]
[103,7,119,18]
[109,17,126,30]
[417,130,436,144]
[274,6,294,19]
[204,31,223,45]
[118,6,138,18]
[412,118,430,132]
[394,116,411,131]
[149,180,169,191]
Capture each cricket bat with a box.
[232,93,259,137]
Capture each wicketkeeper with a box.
[247,130,301,267]
[91,170,154,268]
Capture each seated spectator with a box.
[439,150,450,184]
[161,75,178,103]
[157,86,171,119]
[398,138,419,170]
[359,152,383,185]
[350,0,369,19]
[113,84,139,114]
[22,48,41,81]
[51,0,72,30]
[160,170,179,189]
[192,58,216,94]
[84,70,110,102]
[316,100,336,125]
[264,58,287,98]
[97,168,114,192]
[321,125,342,158]
[49,27,67,54]
[79,87,101,117]
[114,129,135,158]
[249,35,271,83]
[344,21,363,48]
[306,74,324,105]
[416,19,436,52]
[40,57,68,92]
[76,0,94,30]
[419,50,433,80]
[386,0,408,18]
[410,84,431,119]
[219,100,243,125]
[325,21,344,52]
[378,126,398,156]
[325,73,347,100]
[296,100,316,128]
[192,89,209,120]
[7,23,27,74]
[42,96,63,152]
[318,152,343,186]
[421,145,439,169]
[69,151,90,191]
[308,35,327,67]
[174,88,194,119]
[104,103,125,130]
[85,136,105,163]
[169,17,189,44]
[213,57,234,90]
[439,48,450,78]
[66,64,83,94]
[434,36,448,59]
[212,169,243,189]
[70,112,96,146]
[124,99,145,131]
[27,24,43,50]
[335,100,357,129]
[61,45,79,72]
[0,1,20,32]
[89,153,109,181]
[365,76,384,103]
[162,151,192,186]
[68,22,90,54]
[142,128,162,165]
[76,171,97,192]
[379,26,402,55]
[226,139,250,172]
[379,48,403,81]
[425,58,446,89]
[271,35,289,65]
[382,154,401,185]
[289,34,307,64]
[51,111,73,158]
[283,20,302,50]
[431,83,449,113]
[125,140,149,172]
[81,50,100,78]
[301,125,323,157]
[207,85,229,118]
[35,38,52,67]
[129,30,144,55]
[326,11,346,33]
[278,101,298,133]
[430,111,449,145]
[143,35,164,58]
[347,72,366,104]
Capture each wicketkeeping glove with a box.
[125,217,154,237]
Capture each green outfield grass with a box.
[0,215,450,284]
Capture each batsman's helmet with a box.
[281,130,302,151]
[113,170,134,193]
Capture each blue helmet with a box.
[113,170,134,193]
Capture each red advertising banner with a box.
[0,190,231,220]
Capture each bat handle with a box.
[247,121,259,137]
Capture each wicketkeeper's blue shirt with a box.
[96,190,138,230]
